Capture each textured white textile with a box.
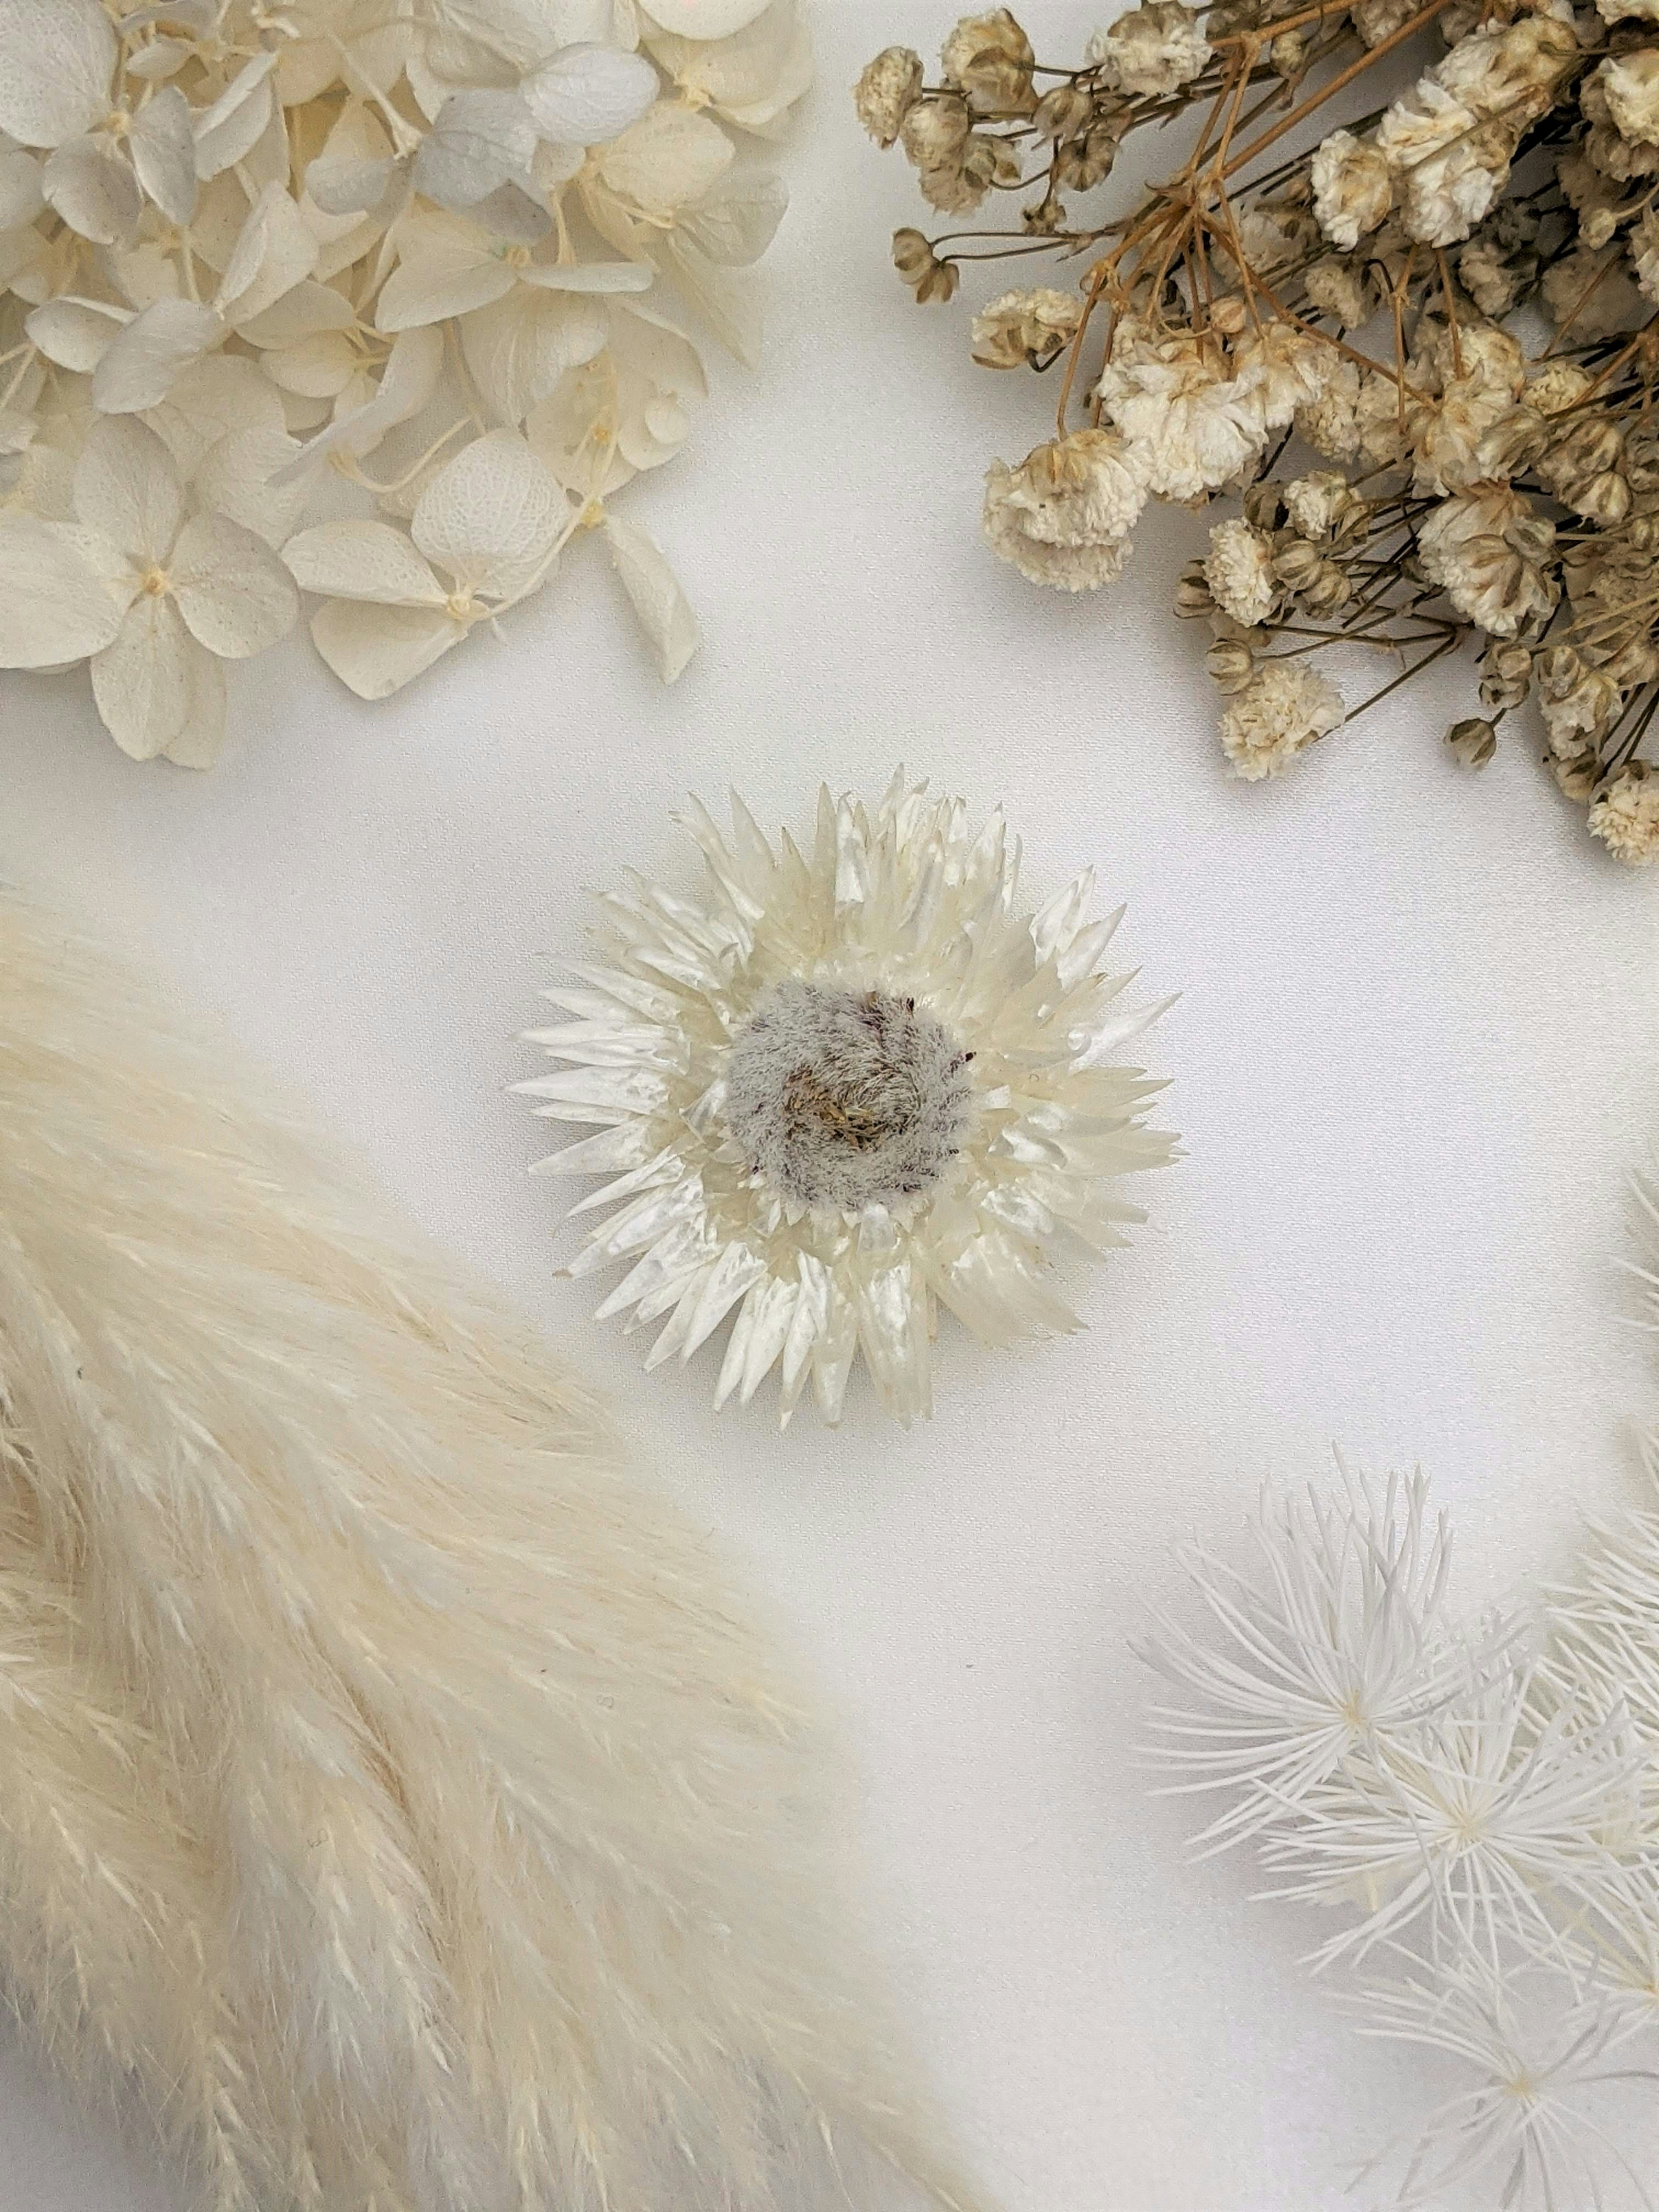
[5,8,1659,2206]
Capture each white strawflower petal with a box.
[23,294,130,372]
[460,286,608,424]
[0,0,115,149]
[42,136,142,245]
[412,430,563,596]
[89,593,196,760]
[191,52,278,180]
[284,518,447,606]
[92,296,219,413]
[639,0,775,35]
[375,211,515,331]
[522,43,659,145]
[73,415,184,563]
[603,512,698,681]
[127,85,198,225]
[0,514,125,665]
[597,104,734,210]
[170,512,300,659]
[412,89,538,209]
[308,596,465,698]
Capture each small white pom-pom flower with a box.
[520,776,1177,1428]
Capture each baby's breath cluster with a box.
[857,0,1659,863]
[0,0,809,768]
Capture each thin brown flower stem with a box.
[1220,0,1454,184]
[1345,630,1467,724]
[1209,0,1356,48]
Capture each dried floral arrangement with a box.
[1144,1200,1659,2212]
[518,774,1177,1427]
[0,0,810,768]
[857,1,1659,862]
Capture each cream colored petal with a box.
[171,512,299,659]
[89,592,195,759]
[308,596,464,698]
[73,414,184,561]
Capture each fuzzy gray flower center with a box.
[725,980,973,1213]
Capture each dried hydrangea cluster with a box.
[1144,1403,1659,2205]
[857,1,1659,863]
[517,776,1177,1428]
[0,0,809,766]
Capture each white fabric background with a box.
[6,7,1659,2205]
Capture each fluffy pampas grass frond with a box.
[0,891,985,2212]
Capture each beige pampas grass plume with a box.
[0,890,985,2212]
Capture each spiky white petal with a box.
[521,776,1176,1426]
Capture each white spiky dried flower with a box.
[519,776,1177,1427]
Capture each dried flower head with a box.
[520,777,1176,1426]
[858,0,1659,860]
[982,428,1148,590]
[1589,761,1659,864]
[1218,661,1344,781]
[855,46,926,148]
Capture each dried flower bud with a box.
[1446,715,1498,768]
[1552,748,1601,803]
[1606,637,1659,689]
[1209,296,1249,338]
[891,228,960,303]
[942,9,1037,112]
[900,93,972,170]
[1032,82,1095,140]
[1174,560,1215,617]
[1479,640,1532,709]
[1538,644,1584,700]
[1243,480,1286,529]
[1272,537,1325,592]
[970,286,1083,368]
[1269,28,1307,76]
[1205,636,1255,692]
[1300,561,1353,614]
[1579,470,1632,526]
[855,47,926,147]
[1057,121,1121,190]
[1282,471,1358,541]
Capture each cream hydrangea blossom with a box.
[519,778,1176,1427]
[0,0,810,766]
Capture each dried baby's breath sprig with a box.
[0,0,811,766]
[856,0,1659,862]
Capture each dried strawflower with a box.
[858,0,1659,860]
[0,0,812,765]
[519,777,1176,1427]
[854,46,925,148]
